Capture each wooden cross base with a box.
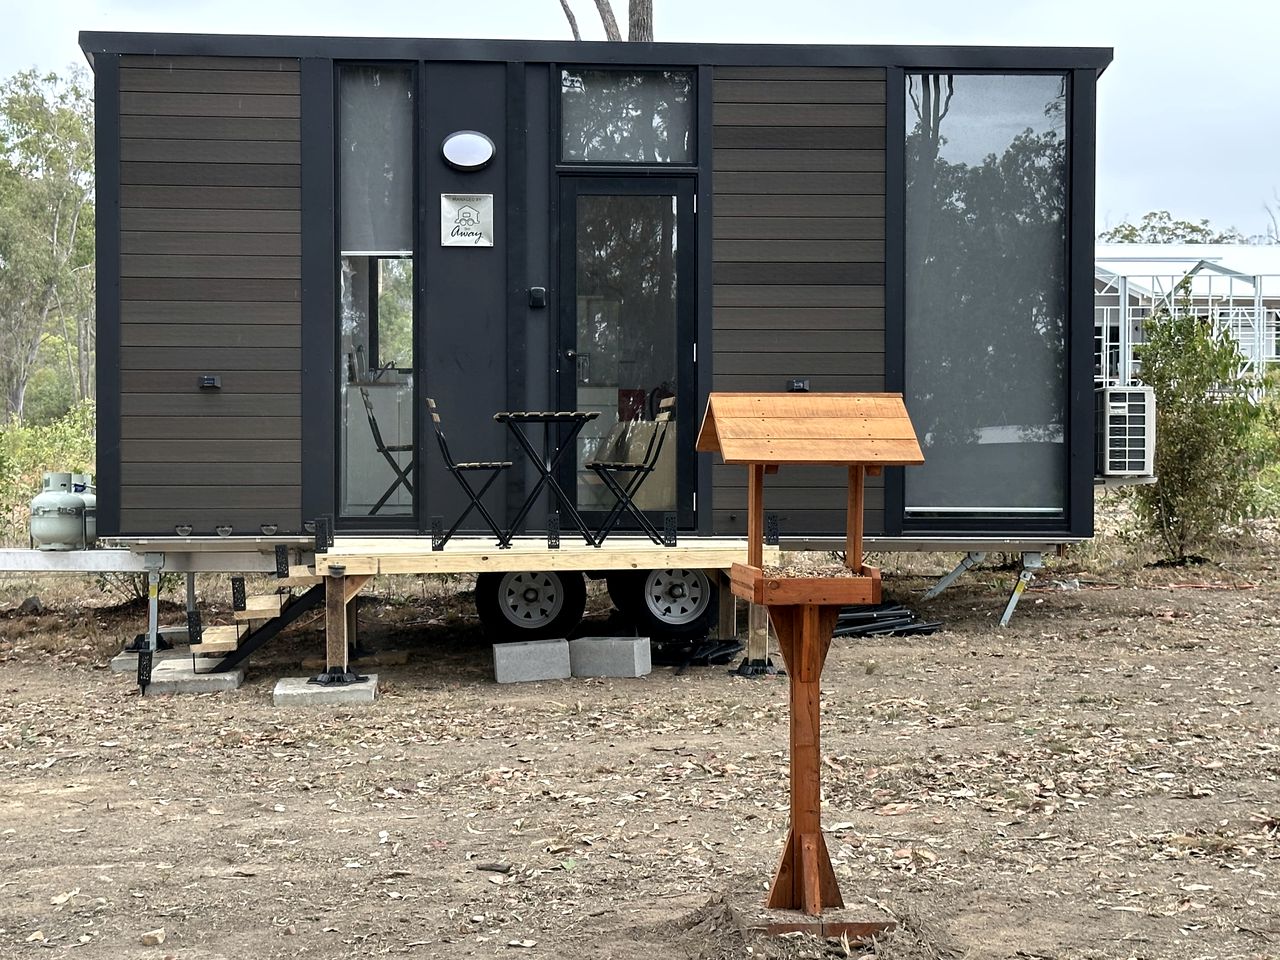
[764,602,846,914]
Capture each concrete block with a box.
[141,657,244,695]
[492,639,571,684]
[569,636,652,678]
[109,646,187,674]
[273,675,379,706]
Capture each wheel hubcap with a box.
[500,572,564,627]
[644,568,709,625]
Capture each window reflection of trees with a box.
[575,195,677,402]
[561,70,693,163]
[904,74,1069,510]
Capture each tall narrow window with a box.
[903,73,1069,520]
[337,65,416,518]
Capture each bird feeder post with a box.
[695,392,924,918]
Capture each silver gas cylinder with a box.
[30,472,86,550]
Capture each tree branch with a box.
[591,0,623,41]
[558,0,582,41]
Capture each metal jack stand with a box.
[999,552,1042,627]
[923,551,987,600]
[732,601,783,677]
[134,552,165,690]
[923,550,1043,626]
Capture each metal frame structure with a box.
[1095,245,1280,388]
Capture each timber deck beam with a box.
[312,536,775,576]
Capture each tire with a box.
[475,570,587,641]
[629,568,717,638]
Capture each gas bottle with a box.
[30,472,86,551]
[72,473,96,547]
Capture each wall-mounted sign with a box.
[441,193,494,247]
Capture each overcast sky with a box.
[5,0,1277,236]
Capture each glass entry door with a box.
[557,177,697,529]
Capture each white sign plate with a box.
[441,193,494,247]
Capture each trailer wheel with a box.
[605,571,643,615]
[628,568,717,638]
[475,571,586,640]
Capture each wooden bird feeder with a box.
[696,392,924,916]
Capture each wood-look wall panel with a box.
[122,231,301,257]
[714,508,886,537]
[712,125,887,150]
[120,323,301,349]
[121,91,300,119]
[713,285,885,308]
[714,148,885,173]
[115,54,305,546]
[711,374,886,392]
[121,486,303,510]
[713,307,885,330]
[120,68,300,95]
[121,138,301,164]
[716,171,885,195]
[713,66,885,82]
[121,161,300,187]
[714,102,885,127]
[121,185,300,210]
[121,278,300,301]
[713,217,885,240]
[120,346,300,370]
[712,261,884,285]
[714,239,885,263]
[710,64,888,542]
[121,300,299,325]
[120,115,300,141]
[716,352,884,376]
[715,329,885,352]
[122,392,301,417]
[122,416,301,440]
[120,55,299,72]
[715,194,884,218]
[121,254,301,280]
[122,440,301,462]
[712,80,886,104]
[118,508,304,535]
[121,208,300,233]
[122,462,300,486]
[121,370,301,394]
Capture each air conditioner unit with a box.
[1095,386,1155,477]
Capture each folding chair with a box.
[358,383,414,516]
[587,397,674,547]
[428,398,513,550]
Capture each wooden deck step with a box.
[194,623,247,654]
[233,594,285,621]
[276,573,322,588]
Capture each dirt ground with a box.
[0,539,1278,960]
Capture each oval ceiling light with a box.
[442,130,496,171]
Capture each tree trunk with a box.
[591,0,623,41]
[628,0,653,41]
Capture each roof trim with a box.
[77,31,1113,74]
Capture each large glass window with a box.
[903,73,1069,519]
[560,69,694,163]
[337,65,416,518]
[572,193,680,513]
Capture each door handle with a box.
[565,349,577,359]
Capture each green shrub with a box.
[1131,290,1279,561]
[0,400,95,543]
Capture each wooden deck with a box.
[311,535,776,576]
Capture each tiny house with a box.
[80,32,1110,549]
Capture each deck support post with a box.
[144,552,164,652]
[312,569,372,686]
[766,602,844,914]
[716,571,737,640]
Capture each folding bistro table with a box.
[495,410,599,547]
